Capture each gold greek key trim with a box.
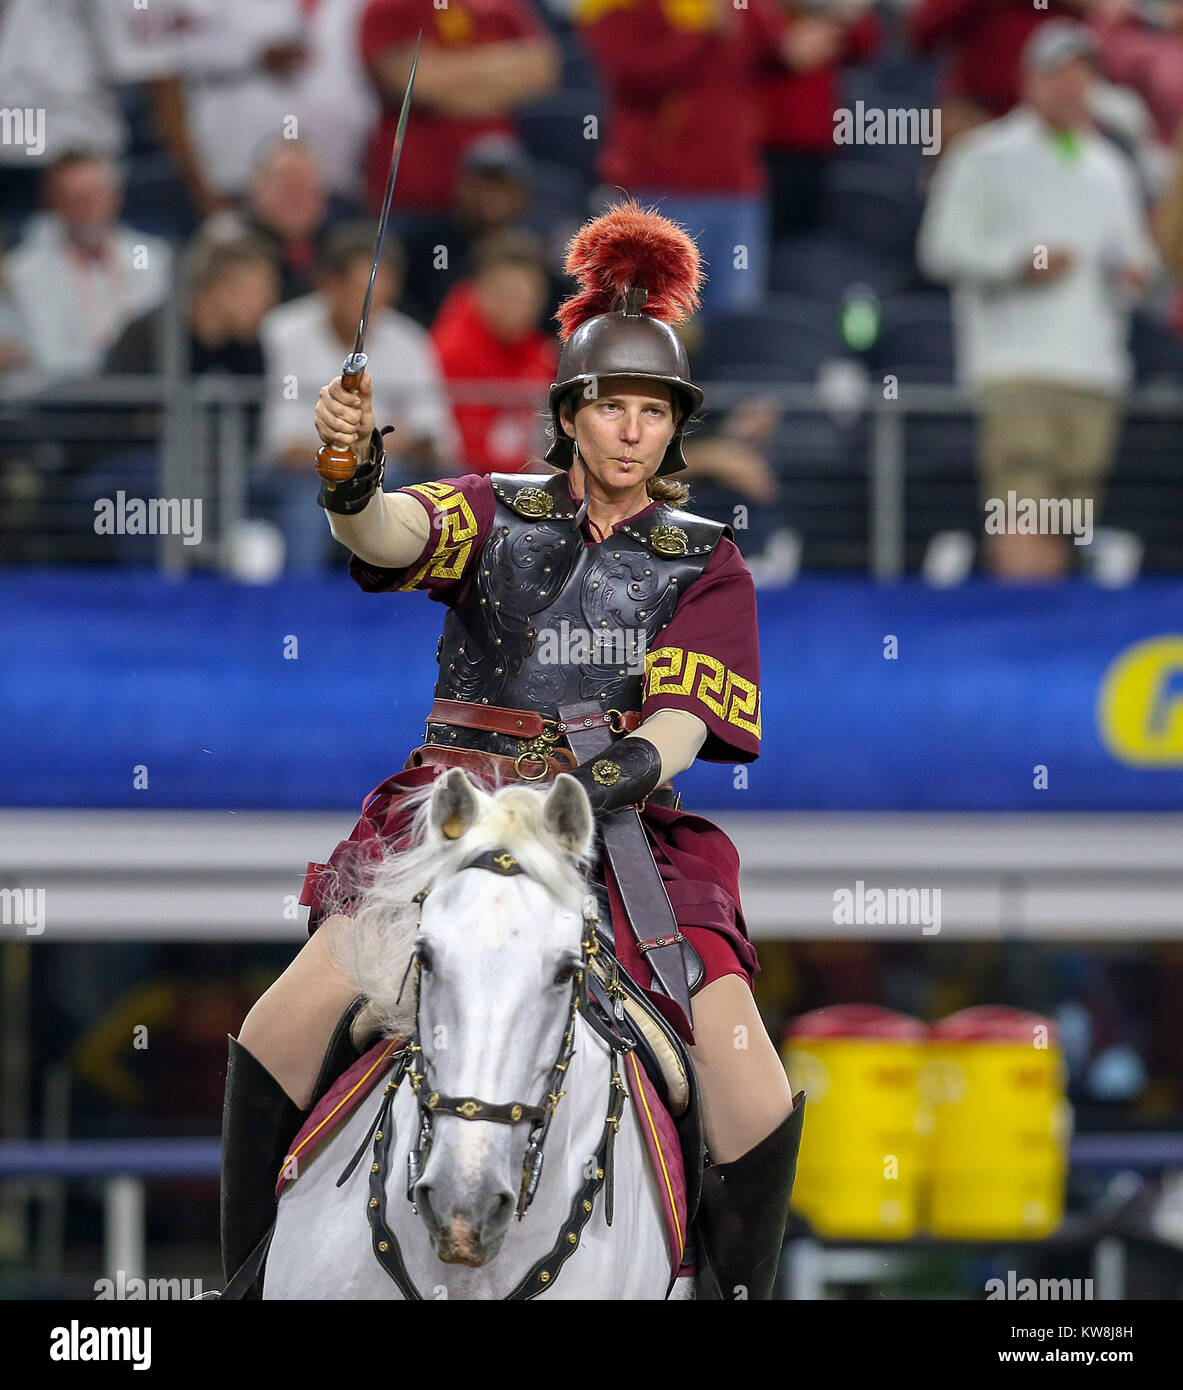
[398,482,479,590]
[644,645,762,738]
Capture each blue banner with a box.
[1,571,1181,811]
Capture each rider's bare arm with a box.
[326,489,432,568]
[316,372,434,567]
[625,708,707,783]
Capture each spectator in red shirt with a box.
[359,0,560,216]
[430,228,557,474]
[578,0,798,318]
[908,0,1087,148]
[762,1,882,237]
[1089,0,1183,147]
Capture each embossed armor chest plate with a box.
[425,475,727,758]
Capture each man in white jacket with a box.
[917,22,1156,580]
[7,153,172,379]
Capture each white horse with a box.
[264,768,690,1299]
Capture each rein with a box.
[348,845,634,1300]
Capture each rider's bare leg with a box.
[688,973,803,1299]
[689,973,795,1163]
[236,914,361,1109]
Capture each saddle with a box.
[582,918,707,1234]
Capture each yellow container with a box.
[924,1007,1070,1240]
[782,1006,927,1240]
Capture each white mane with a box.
[330,776,594,1038]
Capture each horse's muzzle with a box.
[417,1183,516,1267]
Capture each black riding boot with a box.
[695,1091,806,1301]
[219,1037,306,1293]
[219,997,369,1294]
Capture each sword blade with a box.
[351,28,422,362]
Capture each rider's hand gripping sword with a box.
[316,29,422,487]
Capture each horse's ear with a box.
[430,768,482,841]
[543,774,594,859]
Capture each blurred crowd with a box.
[1,0,1183,576]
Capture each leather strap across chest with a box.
[559,699,694,1039]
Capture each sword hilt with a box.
[315,352,369,484]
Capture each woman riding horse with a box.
[221,201,804,1299]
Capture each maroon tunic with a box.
[303,473,763,1008]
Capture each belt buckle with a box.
[515,719,561,781]
[514,748,551,780]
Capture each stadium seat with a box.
[832,69,939,174]
[516,90,603,176]
[555,24,602,92]
[771,233,914,304]
[1130,313,1183,386]
[872,292,955,380]
[825,161,925,262]
[526,160,593,229]
[703,360,823,387]
[697,298,845,380]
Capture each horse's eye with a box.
[553,960,580,986]
[417,945,433,973]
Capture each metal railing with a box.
[1,372,1181,577]
[0,1131,1176,1288]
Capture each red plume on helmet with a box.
[554,199,704,341]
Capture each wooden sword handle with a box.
[315,355,368,484]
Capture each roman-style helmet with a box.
[544,199,705,476]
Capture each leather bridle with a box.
[341,845,633,1299]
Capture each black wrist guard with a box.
[317,428,385,515]
[568,736,664,814]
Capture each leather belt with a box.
[558,699,693,1041]
[428,698,642,740]
[406,744,680,811]
[404,744,577,779]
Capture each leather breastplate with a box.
[424,473,730,760]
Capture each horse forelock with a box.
[331,775,593,1037]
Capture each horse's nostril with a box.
[414,1182,436,1225]
[488,1190,515,1228]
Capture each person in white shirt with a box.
[917,22,1157,580]
[259,222,459,571]
[0,0,183,167]
[0,0,227,224]
[173,0,312,201]
[6,153,172,379]
[286,0,380,202]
